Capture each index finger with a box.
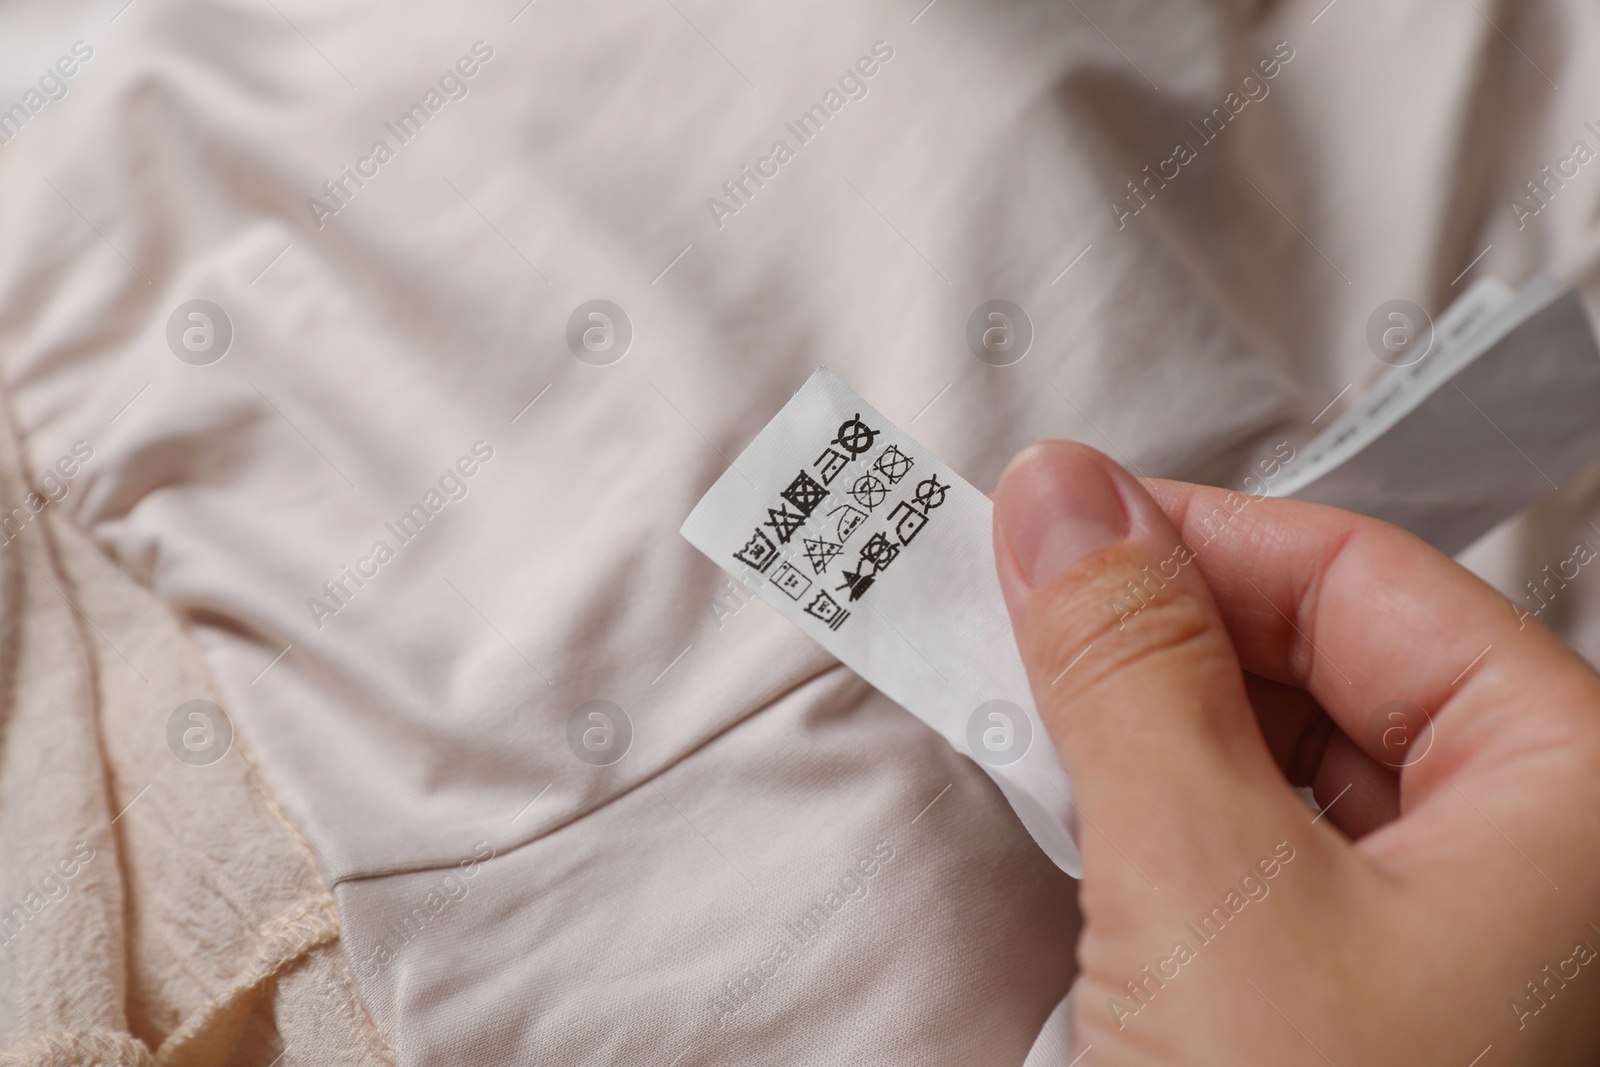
[1141,480,1596,781]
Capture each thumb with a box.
[993,441,1312,883]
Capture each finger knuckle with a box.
[1033,564,1219,687]
[1093,588,1218,679]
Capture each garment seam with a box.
[328,658,856,887]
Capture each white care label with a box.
[681,369,1083,876]
[682,279,1600,881]
[1273,276,1600,555]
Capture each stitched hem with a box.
[155,896,340,1062]
[331,659,856,886]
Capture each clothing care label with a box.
[682,279,1600,879]
[680,369,1083,875]
[1273,276,1600,554]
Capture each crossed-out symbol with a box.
[874,445,914,483]
[913,475,948,512]
[851,475,887,510]
[860,532,899,568]
[834,413,878,457]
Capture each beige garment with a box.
[2,0,1600,1063]
[0,397,388,1065]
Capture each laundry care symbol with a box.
[803,589,849,630]
[781,470,827,514]
[803,536,843,575]
[815,446,849,486]
[730,412,887,631]
[849,474,887,511]
[836,473,950,602]
[887,500,927,545]
[887,473,947,544]
[833,413,878,457]
[850,443,917,516]
[764,470,827,545]
[733,529,779,573]
[772,561,813,601]
[837,532,899,601]
[872,444,913,484]
[763,503,807,545]
[911,474,947,512]
[828,503,866,542]
[813,411,878,487]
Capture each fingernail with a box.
[997,444,1129,588]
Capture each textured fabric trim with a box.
[155,897,341,1065]
[0,1028,159,1067]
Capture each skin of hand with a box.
[992,441,1600,1066]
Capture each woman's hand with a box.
[993,441,1600,1066]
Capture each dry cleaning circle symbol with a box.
[566,699,633,766]
[966,699,1032,767]
[833,413,878,456]
[849,474,887,510]
[912,475,948,512]
[566,300,632,366]
[1366,299,1434,368]
[166,699,233,766]
[967,300,1032,367]
[166,300,233,366]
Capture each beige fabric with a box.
[0,399,389,1063]
[337,666,1079,1065]
[2,0,1600,1064]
